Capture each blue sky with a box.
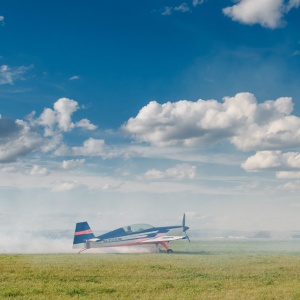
[1,0,300,245]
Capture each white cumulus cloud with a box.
[0,119,42,163]
[53,97,78,132]
[75,119,97,130]
[71,138,106,156]
[56,138,116,159]
[37,98,97,134]
[52,181,84,192]
[123,92,299,151]
[0,97,98,162]
[29,165,50,176]
[62,159,85,169]
[242,151,282,170]
[276,171,300,179]
[143,164,196,180]
[242,151,300,171]
[223,0,300,29]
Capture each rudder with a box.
[73,221,95,248]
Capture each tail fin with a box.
[73,222,95,249]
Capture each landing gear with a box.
[78,241,90,254]
[160,242,174,254]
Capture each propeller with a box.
[182,213,190,242]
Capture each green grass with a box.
[1,240,300,299]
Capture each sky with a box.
[1,0,300,244]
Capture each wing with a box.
[138,236,185,244]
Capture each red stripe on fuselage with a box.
[98,238,156,248]
[75,229,92,235]
[100,240,147,248]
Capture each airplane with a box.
[73,214,190,253]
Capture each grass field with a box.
[1,240,300,299]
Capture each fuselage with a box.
[84,224,184,249]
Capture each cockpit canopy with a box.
[99,223,155,240]
[123,224,154,234]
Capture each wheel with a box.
[167,249,173,254]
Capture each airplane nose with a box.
[183,226,189,232]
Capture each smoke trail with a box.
[0,231,157,254]
[0,232,73,254]
[81,245,157,254]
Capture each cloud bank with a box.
[123,92,298,151]
[0,97,97,162]
[2,93,300,192]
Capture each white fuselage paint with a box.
[80,227,184,249]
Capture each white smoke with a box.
[0,232,73,254]
[0,231,157,254]
[80,245,157,254]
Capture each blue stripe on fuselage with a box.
[96,225,182,240]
